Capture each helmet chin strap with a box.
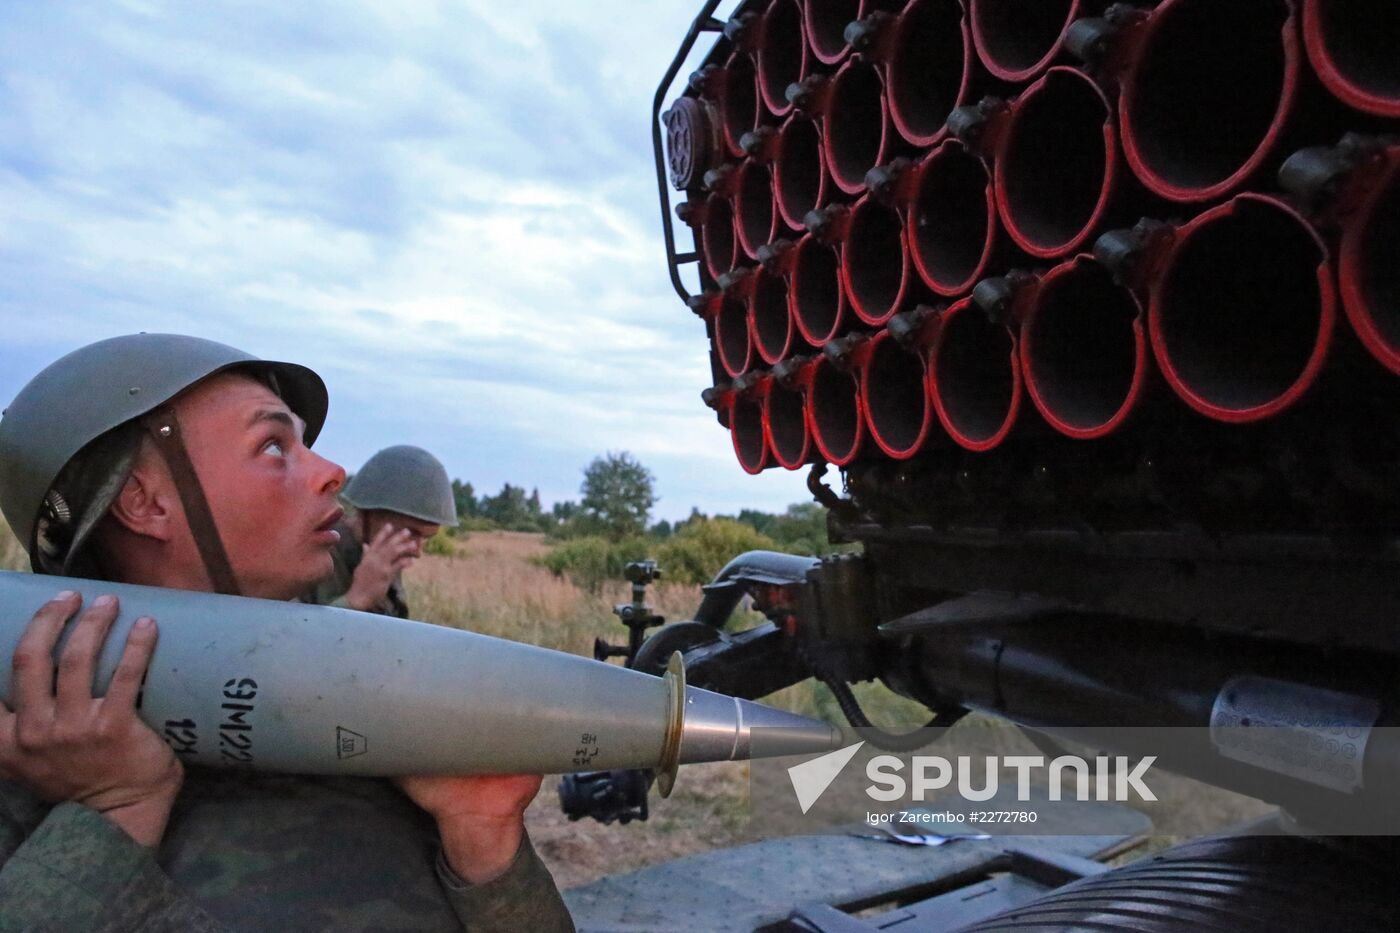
[140,407,242,597]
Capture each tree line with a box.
[447,451,656,538]
[436,452,852,587]
[449,452,821,543]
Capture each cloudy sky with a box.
[0,0,812,521]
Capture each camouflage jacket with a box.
[307,520,410,618]
[0,770,574,932]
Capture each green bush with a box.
[655,517,782,585]
[535,535,651,592]
[535,506,859,592]
[424,528,457,556]
[547,513,607,541]
[761,503,830,555]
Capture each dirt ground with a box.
[526,761,757,890]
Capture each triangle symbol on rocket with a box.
[336,727,368,759]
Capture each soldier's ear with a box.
[107,459,178,543]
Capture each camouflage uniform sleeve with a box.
[435,830,575,932]
[0,800,227,933]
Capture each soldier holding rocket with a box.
[0,334,574,930]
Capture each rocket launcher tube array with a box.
[0,572,844,793]
[671,0,1400,476]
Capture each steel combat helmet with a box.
[0,333,328,587]
[342,445,457,527]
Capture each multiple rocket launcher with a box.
[667,0,1400,476]
[0,572,844,789]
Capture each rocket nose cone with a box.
[740,698,849,758]
[678,685,847,764]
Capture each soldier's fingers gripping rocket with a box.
[0,590,183,827]
[0,572,845,794]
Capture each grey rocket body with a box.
[0,572,842,781]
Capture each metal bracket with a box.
[653,0,729,303]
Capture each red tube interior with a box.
[1122,0,1297,201]
[931,301,1021,450]
[752,266,795,364]
[1341,156,1400,376]
[864,332,932,458]
[716,294,754,377]
[804,0,860,65]
[722,52,760,157]
[701,194,737,279]
[824,61,887,194]
[736,162,778,258]
[732,393,769,473]
[776,117,826,230]
[910,143,994,296]
[811,357,864,464]
[998,68,1114,259]
[760,0,807,116]
[1304,0,1400,117]
[766,380,811,468]
[1024,258,1146,438]
[843,197,908,325]
[971,0,1078,81]
[888,0,970,146]
[792,236,846,345]
[1152,196,1333,421]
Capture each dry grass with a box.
[408,531,709,658]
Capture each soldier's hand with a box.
[345,525,419,612]
[0,591,183,848]
[396,773,542,884]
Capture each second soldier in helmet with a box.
[309,445,458,617]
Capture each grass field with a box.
[0,520,1270,889]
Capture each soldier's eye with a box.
[262,440,286,458]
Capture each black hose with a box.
[823,678,963,752]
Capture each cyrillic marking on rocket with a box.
[572,732,600,767]
[163,718,199,758]
[219,677,258,766]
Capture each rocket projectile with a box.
[0,572,844,795]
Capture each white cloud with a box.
[0,0,813,519]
